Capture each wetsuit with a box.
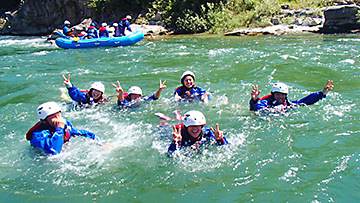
[250,90,326,111]
[99,27,109,38]
[174,85,208,102]
[63,25,72,36]
[26,120,98,154]
[117,94,158,108]
[118,18,132,36]
[168,125,228,154]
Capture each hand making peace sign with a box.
[62,74,71,86]
[112,80,123,94]
[210,124,224,141]
[251,85,261,102]
[322,80,334,95]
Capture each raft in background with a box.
[55,31,144,49]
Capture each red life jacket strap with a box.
[174,123,184,129]
[117,93,128,98]
[26,122,41,140]
[259,94,272,100]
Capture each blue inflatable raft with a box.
[55,31,144,49]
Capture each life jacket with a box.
[26,122,70,142]
[175,85,198,98]
[99,27,107,31]
[26,122,41,140]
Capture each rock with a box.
[281,9,295,17]
[271,18,281,25]
[225,24,320,36]
[319,4,360,33]
[294,18,303,25]
[302,17,322,26]
[281,4,291,9]
[127,24,170,36]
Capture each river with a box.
[0,33,359,202]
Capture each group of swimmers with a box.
[26,70,334,155]
[62,15,132,40]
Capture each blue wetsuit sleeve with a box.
[250,98,269,111]
[291,91,325,105]
[67,85,89,103]
[205,129,228,145]
[195,86,208,101]
[117,98,128,106]
[168,141,182,154]
[146,94,158,101]
[30,127,65,154]
[66,120,101,145]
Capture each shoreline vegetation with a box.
[1,0,360,36]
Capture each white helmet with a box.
[37,101,61,120]
[101,22,107,27]
[126,15,132,20]
[113,22,118,27]
[180,71,195,83]
[90,82,105,93]
[128,86,142,96]
[64,20,70,25]
[183,110,206,127]
[271,82,289,94]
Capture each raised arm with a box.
[210,124,226,145]
[251,85,261,102]
[62,74,72,88]
[322,80,334,95]
[112,81,124,102]
[154,80,167,99]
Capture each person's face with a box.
[43,112,63,128]
[187,125,202,138]
[91,89,102,100]
[130,94,141,101]
[274,92,287,104]
[183,76,194,89]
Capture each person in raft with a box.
[112,80,167,108]
[118,15,133,36]
[63,20,74,37]
[99,22,110,38]
[26,101,101,154]
[174,71,209,102]
[85,22,98,39]
[168,110,228,154]
[250,80,334,112]
[62,74,107,107]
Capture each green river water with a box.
[0,33,359,202]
